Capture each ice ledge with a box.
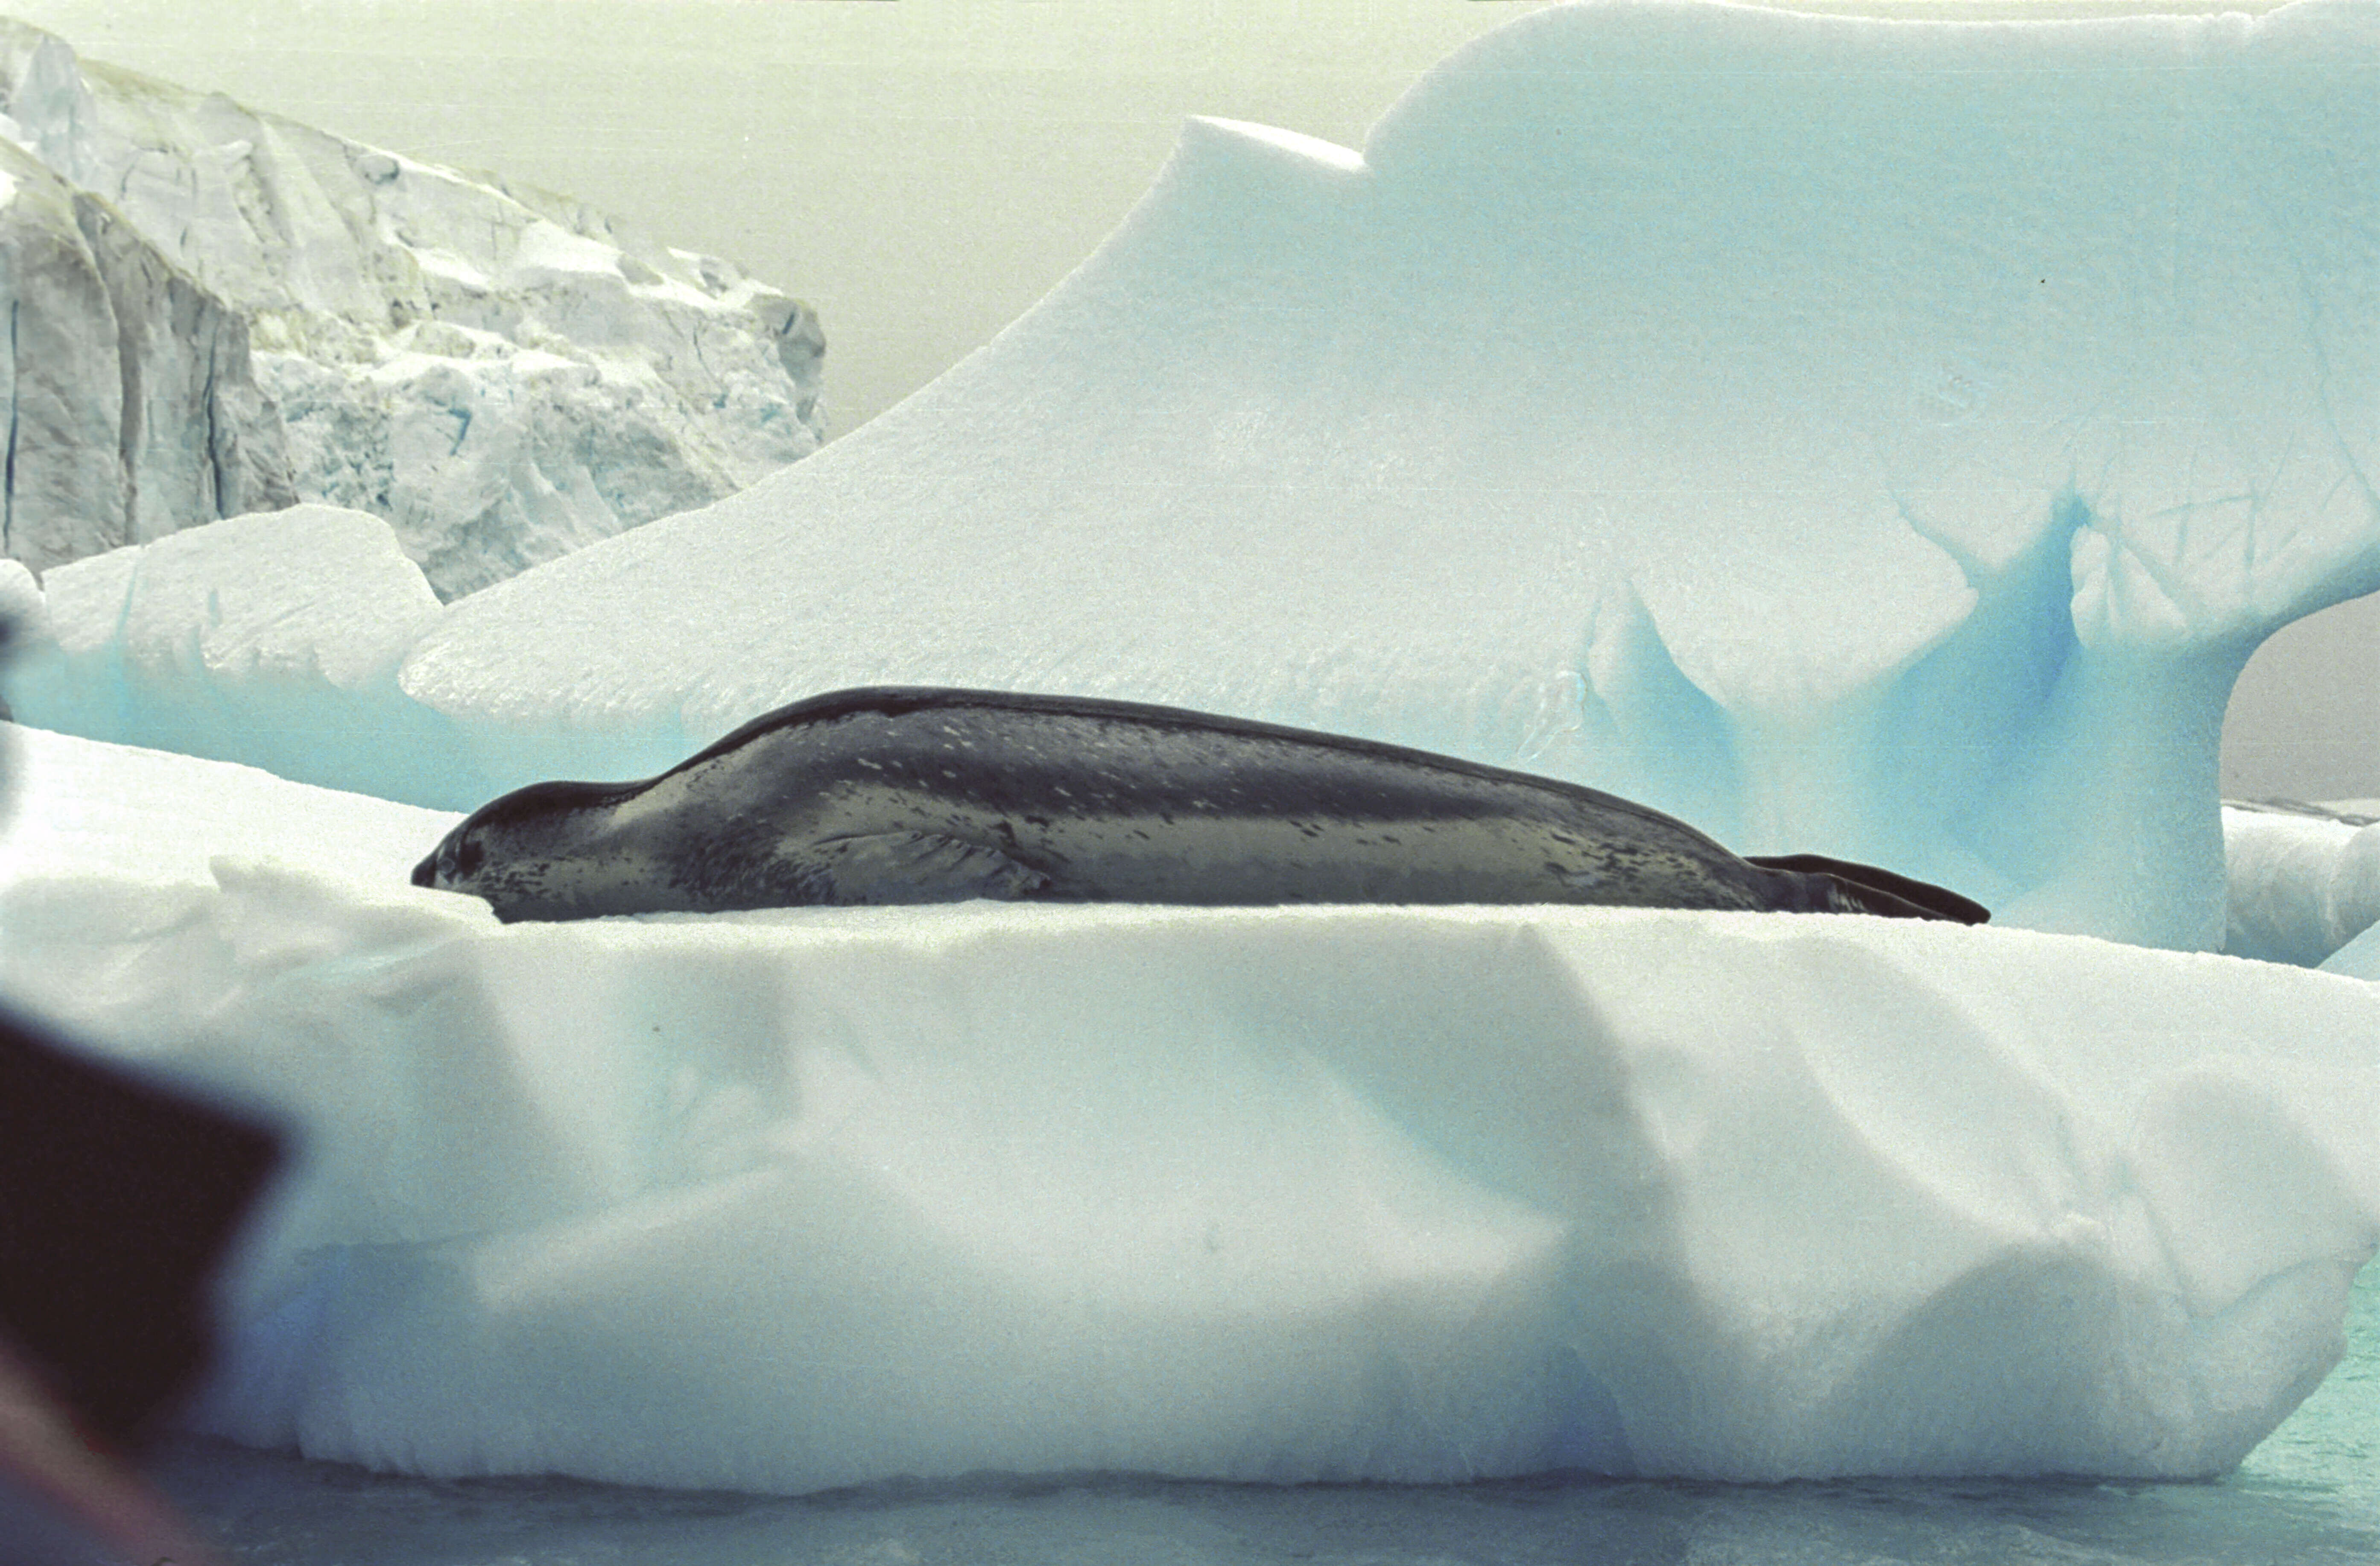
[0,795,2370,1488]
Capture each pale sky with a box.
[13,0,1591,435]
[8,0,2368,797]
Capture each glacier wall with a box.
[0,132,294,571]
[0,19,826,599]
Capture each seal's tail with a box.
[1746,853,1990,925]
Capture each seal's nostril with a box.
[411,855,436,887]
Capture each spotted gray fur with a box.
[413,687,1988,926]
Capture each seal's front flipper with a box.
[807,831,1053,904]
[1746,853,1989,925]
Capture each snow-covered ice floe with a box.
[9,0,2380,955]
[2,726,2374,1491]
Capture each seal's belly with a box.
[782,778,1756,909]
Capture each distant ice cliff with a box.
[0,20,825,599]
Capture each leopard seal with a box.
[412,686,1989,926]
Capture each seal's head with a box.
[410,822,485,890]
[412,780,636,917]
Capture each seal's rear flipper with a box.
[1747,853,1990,925]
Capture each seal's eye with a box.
[453,837,485,879]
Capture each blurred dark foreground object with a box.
[0,1003,282,1563]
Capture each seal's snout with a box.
[411,852,437,888]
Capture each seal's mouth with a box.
[411,853,438,888]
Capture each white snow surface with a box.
[1,725,2375,1492]
[12,0,2373,951]
[0,722,454,888]
[0,19,825,597]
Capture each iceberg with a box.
[1,723,2374,1492]
[381,0,2380,952]
[0,20,826,598]
[9,0,2374,952]
[2,0,2377,1516]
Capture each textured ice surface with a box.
[0,722,454,889]
[2,506,466,800]
[2321,918,2380,981]
[380,0,2380,950]
[10,0,2375,952]
[0,115,294,572]
[0,18,825,596]
[2,727,2374,1493]
[2219,803,2380,967]
[109,1274,2380,1566]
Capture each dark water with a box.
[123,1269,2377,1566]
